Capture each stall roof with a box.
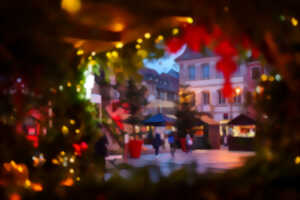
[228,114,256,126]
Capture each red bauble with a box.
[183,25,210,52]
[73,142,88,156]
[214,40,237,57]
[216,58,237,78]
[166,38,185,53]
[222,81,234,98]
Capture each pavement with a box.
[106,145,255,176]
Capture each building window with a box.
[167,92,175,101]
[201,63,210,80]
[251,67,260,80]
[218,90,226,105]
[202,91,210,105]
[216,71,223,79]
[234,94,242,104]
[188,65,196,80]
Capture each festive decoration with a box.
[73,142,88,156]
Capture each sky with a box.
[144,46,186,74]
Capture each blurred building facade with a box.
[139,67,179,116]
[176,48,265,122]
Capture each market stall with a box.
[227,114,256,151]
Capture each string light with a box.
[61,0,81,14]
[106,52,112,59]
[76,85,81,92]
[70,119,76,125]
[76,49,84,56]
[187,17,194,24]
[155,35,164,43]
[69,168,75,174]
[135,44,141,49]
[67,82,72,87]
[115,42,124,49]
[172,28,179,35]
[260,74,268,82]
[91,51,96,56]
[59,85,64,91]
[76,177,80,181]
[291,17,298,27]
[60,151,66,156]
[75,129,80,134]
[111,51,119,58]
[61,125,69,135]
[295,156,300,164]
[144,32,151,39]
[269,76,275,82]
[137,38,143,44]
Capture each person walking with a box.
[95,132,108,170]
[168,131,176,158]
[152,133,162,158]
[185,133,193,153]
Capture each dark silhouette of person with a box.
[95,133,108,169]
[152,133,162,158]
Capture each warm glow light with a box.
[187,17,194,24]
[84,64,95,99]
[137,38,143,44]
[144,32,151,39]
[52,158,59,165]
[269,76,274,82]
[76,85,81,92]
[61,178,74,187]
[295,156,300,164]
[24,179,31,188]
[69,168,75,174]
[111,23,125,32]
[256,86,264,94]
[106,52,112,58]
[155,35,164,43]
[261,74,268,82]
[60,151,66,156]
[91,51,96,56]
[235,87,241,95]
[135,44,141,49]
[75,129,80,134]
[67,82,72,87]
[76,49,84,56]
[61,125,69,135]
[31,183,43,192]
[76,177,80,181]
[69,156,75,163]
[10,193,21,200]
[172,28,179,35]
[291,17,298,26]
[115,42,124,49]
[61,0,81,14]
[70,119,76,125]
[111,51,119,58]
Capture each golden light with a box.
[69,156,75,163]
[76,49,84,56]
[61,178,74,187]
[291,17,298,27]
[75,129,80,134]
[76,85,81,92]
[260,74,268,82]
[60,151,66,156]
[115,42,124,49]
[135,44,141,49]
[111,51,119,58]
[106,52,112,59]
[137,38,143,44]
[137,49,148,58]
[144,32,151,39]
[155,35,164,43]
[111,23,125,32]
[31,183,43,192]
[69,168,75,174]
[61,0,81,14]
[52,158,59,165]
[269,76,275,82]
[172,28,179,35]
[76,177,80,181]
[295,156,300,164]
[67,82,72,87]
[70,119,76,125]
[187,17,194,24]
[235,87,241,95]
[61,125,69,135]
[91,51,96,56]
[24,179,31,188]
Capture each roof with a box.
[142,113,175,126]
[228,114,256,126]
[140,67,179,93]
[175,47,216,62]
